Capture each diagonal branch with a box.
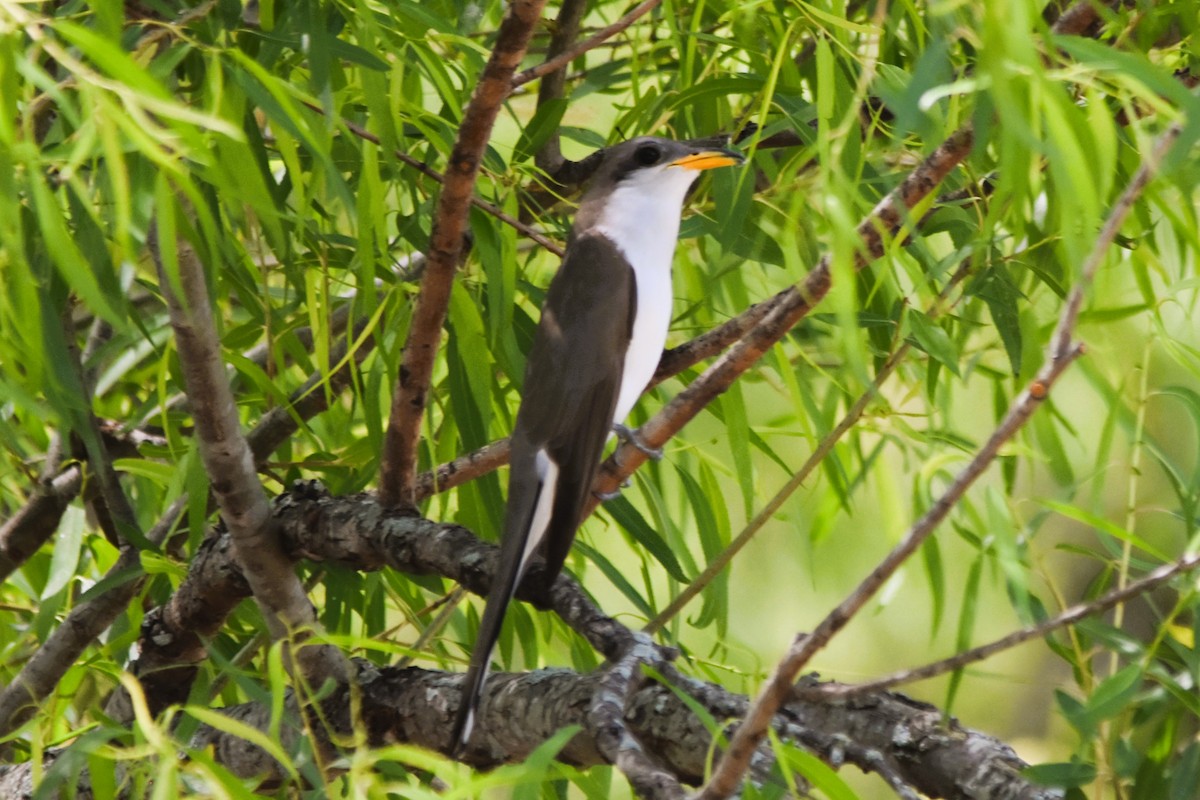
[644,263,974,635]
[696,119,1186,800]
[120,320,376,718]
[378,0,550,511]
[0,467,82,583]
[153,212,348,691]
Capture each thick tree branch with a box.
[124,321,374,718]
[103,489,1058,798]
[153,216,348,692]
[378,0,549,510]
[697,119,1186,800]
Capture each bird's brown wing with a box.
[451,233,633,752]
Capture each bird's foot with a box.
[613,423,663,461]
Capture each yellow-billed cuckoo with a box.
[452,136,743,751]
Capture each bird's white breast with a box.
[595,169,698,423]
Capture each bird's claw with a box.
[613,423,663,460]
[595,477,632,501]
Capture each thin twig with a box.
[696,119,1185,800]
[511,0,663,88]
[413,438,511,501]
[811,551,1200,700]
[303,102,564,257]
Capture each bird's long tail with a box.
[451,455,557,753]
[450,561,521,754]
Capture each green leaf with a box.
[513,98,568,163]
[720,383,755,519]
[42,506,84,599]
[1082,663,1143,722]
[676,464,728,632]
[776,740,861,800]
[601,495,687,583]
[1170,743,1200,800]
[1041,500,1171,562]
[1023,760,1098,788]
[920,536,945,637]
[971,264,1024,377]
[573,540,654,619]
[945,553,982,713]
[27,169,122,325]
[907,311,960,377]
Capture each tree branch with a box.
[153,213,348,694]
[0,466,82,583]
[533,0,589,176]
[95,488,1057,799]
[378,0,550,510]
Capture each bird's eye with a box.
[634,143,662,166]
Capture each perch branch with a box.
[142,489,1055,798]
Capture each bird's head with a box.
[590,136,744,198]
[573,136,744,237]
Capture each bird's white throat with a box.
[594,167,700,423]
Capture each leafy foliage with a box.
[0,0,1198,797]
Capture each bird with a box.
[451,135,744,753]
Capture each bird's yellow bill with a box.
[669,150,744,171]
